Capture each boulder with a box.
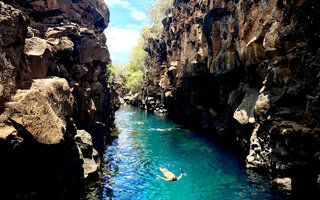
[271,177,292,191]
[233,88,259,125]
[0,1,28,100]
[0,84,3,106]
[254,92,270,121]
[45,25,80,39]
[114,81,127,98]
[24,37,53,79]
[76,35,110,64]
[263,22,279,55]
[72,64,89,79]
[75,130,99,179]
[2,77,73,144]
[50,37,74,52]
[167,66,177,80]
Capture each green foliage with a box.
[123,30,149,92]
[148,0,174,38]
[110,0,173,92]
[106,64,116,83]
[111,63,129,83]
[129,30,148,72]
[125,69,144,93]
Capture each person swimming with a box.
[157,167,183,181]
[156,128,172,132]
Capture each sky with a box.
[104,0,153,64]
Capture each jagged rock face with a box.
[1,78,73,144]
[5,0,109,33]
[144,37,168,98]
[75,130,99,179]
[0,78,82,199]
[144,0,320,190]
[41,23,118,131]
[0,0,118,198]
[1,0,118,132]
[114,81,127,98]
[24,37,53,79]
[0,2,28,103]
[17,0,118,131]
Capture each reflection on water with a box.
[85,106,294,200]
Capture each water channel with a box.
[87,106,294,200]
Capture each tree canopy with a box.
[112,0,174,93]
[146,0,174,38]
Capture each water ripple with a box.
[89,106,295,200]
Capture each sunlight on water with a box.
[88,106,294,200]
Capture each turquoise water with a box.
[93,106,293,200]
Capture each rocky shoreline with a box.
[0,0,118,199]
[123,92,167,114]
[138,0,320,193]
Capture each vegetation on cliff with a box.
[148,0,174,38]
[124,30,147,93]
[112,0,173,94]
[112,29,149,93]
[109,38,145,93]
[108,63,127,83]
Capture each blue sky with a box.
[104,0,153,64]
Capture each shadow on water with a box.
[83,106,307,200]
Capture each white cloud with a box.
[130,10,148,22]
[106,0,130,8]
[105,27,140,53]
[105,0,148,22]
[104,0,150,63]
[125,24,143,30]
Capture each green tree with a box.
[111,63,129,83]
[125,69,144,93]
[118,0,174,92]
[148,0,174,38]
[124,29,149,92]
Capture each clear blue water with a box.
[91,106,294,200]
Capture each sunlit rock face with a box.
[1,78,73,144]
[0,0,119,198]
[144,0,320,191]
[0,1,28,103]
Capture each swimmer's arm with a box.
[157,175,170,181]
[176,174,183,180]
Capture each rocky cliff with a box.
[144,0,320,193]
[0,0,118,199]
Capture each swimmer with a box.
[157,167,183,181]
[156,128,172,132]
[138,122,144,124]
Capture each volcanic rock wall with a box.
[144,0,320,191]
[0,0,118,198]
